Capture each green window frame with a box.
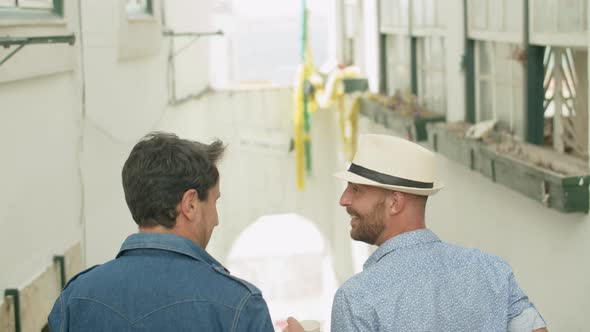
[415,35,447,115]
[0,0,63,18]
[378,0,412,96]
[126,0,153,17]
[474,40,525,137]
[381,33,412,96]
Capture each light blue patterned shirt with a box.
[331,229,545,331]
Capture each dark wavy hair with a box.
[122,132,225,228]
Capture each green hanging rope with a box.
[301,0,312,174]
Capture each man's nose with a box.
[339,191,350,207]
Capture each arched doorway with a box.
[227,213,337,331]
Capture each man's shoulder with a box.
[336,269,372,296]
[447,244,512,270]
[435,243,515,285]
[211,265,262,296]
[66,255,262,295]
[61,264,102,292]
[345,243,513,288]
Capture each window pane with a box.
[424,39,431,76]
[513,85,525,137]
[495,84,513,131]
[417,37,446,114]
[395,65,411,92]
[384,35,411,93]
[396,35,409,63]
[512,55,523,82]
[18,0,53,9]
[385,35,394,95]
[431,37,444,66]
[478,42,491,75]
[126,0,149,15]
[385,35,407,94]
[479,80,493,121]
[417,38,426,98]
[494,43,512,81]
[429,71,446,114]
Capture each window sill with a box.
[0,6,74,83]
[126,14,157,23]
[467,30,523,44]
[379,26,411,35]
[359,96,445,141]
[411,27,445,37]
[0,16,66,27]
[117,2,161,60]
[529,32,587,48]
[426,122,590,214]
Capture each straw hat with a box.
[334,134,444,196]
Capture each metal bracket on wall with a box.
[162,29,223,58]
[0,34,76,67]
[53,255,66,289]
[163,29,223,105]
[4,289,21,332]
[163,30,223,37]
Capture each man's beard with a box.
[348,200,385,245]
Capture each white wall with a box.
[0,0,82,295]
[0,1,85,329]
[0,74,82,291]
[80,0,168,265]
[0,0,215,313]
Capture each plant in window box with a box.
[480,134,589,213]
[360,90,445,141]
[427,121,486,171]
[428,121,590,213]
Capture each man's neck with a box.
[376,224,426,246]
[139,225,175,234]
[140,223,206,249]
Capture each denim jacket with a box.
[48,233,274,332]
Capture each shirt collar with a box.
[117,233,228,272]
[363,228,441,270]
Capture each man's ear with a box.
[387,191,405,215]
[179,189,200,219]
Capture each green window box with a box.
[360,96,445,142]
[427,122,589,214]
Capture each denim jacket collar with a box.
[363,228,441,270]
[117,233,228,272]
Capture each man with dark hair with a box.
[49,132,274,331]
[285,134,547,332]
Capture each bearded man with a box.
[285,134,547,332]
